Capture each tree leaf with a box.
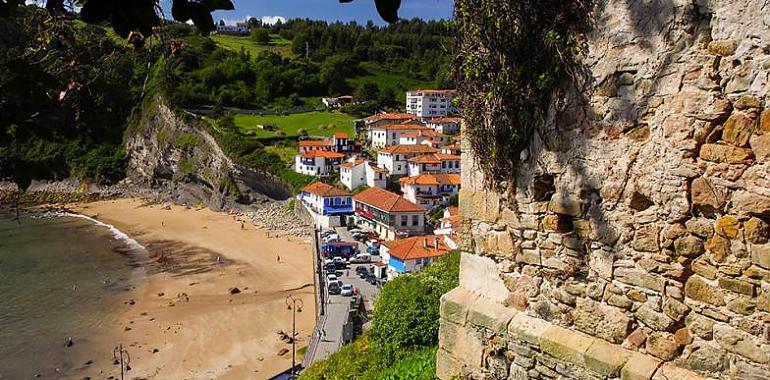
[201,0,235,11]
[189,3,215,34]
[374,0,400,23]
[80,0,112,24]
[171,0,192,21]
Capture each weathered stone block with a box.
[760,109,770,134]
[438,320,459,351]
[584,339,631,377]
[674,235,705,258]
[615,267,666,293]
[706,235,730,263]
[713,323,769,364]
[691,259,718,280]
[542,214,572,233]
[460,253,509,303]
[745,217,770,244]
[722,112,757,147]
[646,332,682,360]
[707,39,737,56]
[759,284,770,312]
[636,304,677,332]
[540,324,593,368]
[727,296,756,315]
[440,287,478,325]
[685,342,729,373]
[651,364,707,380]
[718,277,755,296]
[685,218,713,238]
[436,348,462,380]
[620,352,661,380]
[685,313,714,340]
[548,194,582,217]
[663,298,690,322]
[467,295,517,335]
[715,215,740,238]
[633,225,660,252]
[750,132,770,163]
[690,177,726,209]
[750,243,770,269]
[589,249,614,279]
[699,143,752,163]
[574,298,632,344]
[731,191,770,216]
[685,276,726,306]
[508,313,550,346]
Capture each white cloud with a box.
[261,16,286,25]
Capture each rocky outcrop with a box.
[126,99,292,210]
[439,0,770,379]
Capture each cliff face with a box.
[126,100,292,209]
[440,1,770,379]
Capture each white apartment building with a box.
[406,90,456,119]
[294,150,345,176]
[399,173,461,210]
[377,145,438,177]
[406,153,461,176]
[426,117,462,135]
[368,123,429,149]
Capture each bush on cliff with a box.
[299,250,460,380]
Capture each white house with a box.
[294,150,345,176]
[216,23,249,35]
[398,129,447,147]
[368,123,429,149]
[376,145,438,177]
[433,207,460,250]
[353,187,426,240]
[380,235,450,279]
[322,95,353,108]
[406,89,456,119]
[299,182,354,228]
[364,112,418,130]
[340,158,388,191]
[299,133,352,155]
[441,143,461,156]
[406,153,461,176]
[426,117,462,135]
[366,164,388,189]
[399,173,461,209]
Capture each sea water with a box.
[0,212,145,379]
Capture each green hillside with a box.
[229,111,356,139]
[211,34,295,58]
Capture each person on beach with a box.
[161,220,164,227]
[277,255,281,263]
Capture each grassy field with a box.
[211,34,295,58]
[233,111,357,139]
[349,62,434,101]
[265,145,298,164]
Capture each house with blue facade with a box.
[380,235,449,280]
[299,182,354,228]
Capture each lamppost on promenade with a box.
[286,294,304,377]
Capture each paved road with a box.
[302,228,382,367]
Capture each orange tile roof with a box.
[442,144,461,151]
[368,164,388,173]
[430,117,462,124]
[353,187,424,213]
[301,151,345,159]
[409,153,460,164]
[379,145,439,155]
[445,207,459,217]
[407,89,457,95]
[366,113,418,124]
[299,140,332,147]
[399,173,461,186]
[401,129,443,138]
[372,123,430,131]
[333,132,349,138]
[340,158,366,169]
[301,182,351,197]
[383,235,450,261]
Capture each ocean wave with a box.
[46,212,147,252]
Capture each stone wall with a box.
[438,0,770,379]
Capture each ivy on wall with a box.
[455,0,593,190]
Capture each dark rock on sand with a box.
[229,287,241,295]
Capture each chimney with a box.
[434,235,439,248]
[423,237,428,248]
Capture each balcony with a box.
[324,204,354,215]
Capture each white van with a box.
[351,253,371,263]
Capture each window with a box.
[412,215,419,226]
[401,215,408,226]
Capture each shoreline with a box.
[57,198,316,380]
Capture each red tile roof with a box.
[333,132,349,139]
[399,173,461,186]
[408,153,460,164]
[366,113,418,124]
[368,164,388,173]
[372,123,430,131]
[299,140,332,147]
[301,182,351,197]
[400,129,443,138]
[340,158,366,169]
[353,187,424,213]
[383,235,450,261]
[379,145,439,155]
[301,151,346,159]
[442,144,461,151]
[430,117,462,124]
[407,89,457,96]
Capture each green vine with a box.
[455,0,593,189]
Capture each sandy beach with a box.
[61,198,316,380]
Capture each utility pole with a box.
[113,344,130,380]
[286,295,304,378]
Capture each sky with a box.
[203,0,455,25]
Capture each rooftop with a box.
[372,123,430,131]
[400,173,461,186]
[300,151,346,159]
[299,140,332,147]
[401,129,443,138]
[407,89,457,96]
[301,182,351,197]
[429,117,462,124]
[354,187,424,213]
[333,132,349,139]
[383,235,450,261]
[409,153,461,164]
[379,145,439,155]
[365,113,419,124]
[340,158,367,169]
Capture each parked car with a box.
[350,253,371,263]
[348,228,365,234]
[366,275,378,285]
[324,263,337,273]
[340,284,354,296]
[355,266,368,275]
[321,230,336,237]
[323,234,340,243]
[366,245,380,255]
[332,256,346,265]
[327,274,340,286]
[328,282,341,295]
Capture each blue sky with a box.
[204,0,454,25]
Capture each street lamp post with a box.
[286,294,304,378]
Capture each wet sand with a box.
[62,198,315,380]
